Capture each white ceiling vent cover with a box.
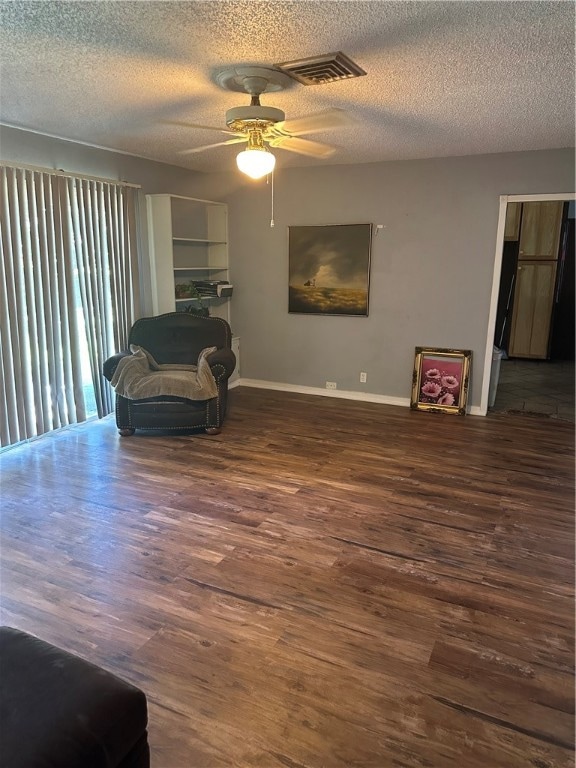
[275,52,366,85]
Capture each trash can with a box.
[489,346,505,407]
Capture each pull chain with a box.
[270,168,275,228]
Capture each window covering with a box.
[0,166,140,448]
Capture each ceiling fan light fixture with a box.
[175,65,344,171]
[236,146,275,179]
[236,128,275,179]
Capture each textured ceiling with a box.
[0,1,574,174]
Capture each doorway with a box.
[491,358,574,420]
[487,197,575,421]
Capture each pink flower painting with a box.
[419,356,463,407]
[421,381,442,398]
[441,375,459,390]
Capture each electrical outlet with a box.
[360,372,367,383]
[326,381,337,390]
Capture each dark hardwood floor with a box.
[1,387,574,767]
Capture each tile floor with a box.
[490,358,575,422]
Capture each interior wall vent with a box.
[275,52,366,85]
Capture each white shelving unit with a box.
[146,194,231,324]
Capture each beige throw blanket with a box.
[110,345,218,401]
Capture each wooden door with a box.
[508,261,557,358]
[518,201,563,259]
[504,202,522,241]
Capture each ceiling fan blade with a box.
[160,119,242,137]
[275,108,354,136]
[269,135,336,158]
[178,137,247,155]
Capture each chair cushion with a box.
[0,627,149,768]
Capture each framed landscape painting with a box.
[410,347,472,415]
[288,224,372,316]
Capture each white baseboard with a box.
[237,378,411,407]
[234,377,485,416]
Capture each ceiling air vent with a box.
[275,52,366,86]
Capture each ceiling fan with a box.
[163,66,354,179]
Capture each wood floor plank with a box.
[0,388,574,767]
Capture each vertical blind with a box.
[0,166,140,448]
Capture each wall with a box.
[0,125,211,196]
[205,148,574,410]
[2,127,574,410]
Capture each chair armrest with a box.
[207,348,236,380]
[103,351,131,382]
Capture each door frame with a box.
[481,192,576,414]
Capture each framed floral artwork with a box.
[410,347,472,415]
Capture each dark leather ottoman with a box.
[0,627,150,768]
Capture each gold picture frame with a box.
[411,347,472,415]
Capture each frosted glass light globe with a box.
[236,148,275,179]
